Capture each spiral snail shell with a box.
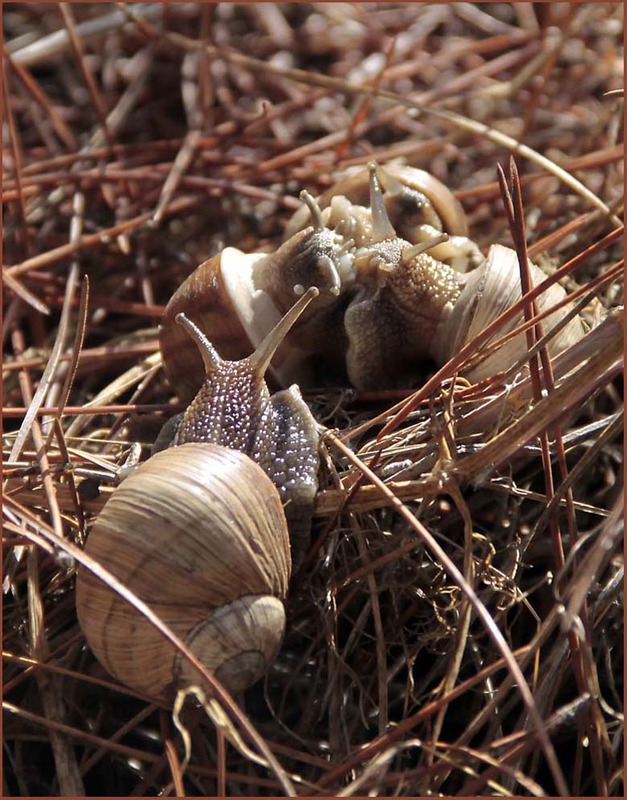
[431,243,587,383]
[77,289,321,699]
[76,443,291,698]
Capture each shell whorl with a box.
[76,443,291,698]
[432,244,587,382]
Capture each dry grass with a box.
[2,3,624,796]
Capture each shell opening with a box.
[175,594,287,695]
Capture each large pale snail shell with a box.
[432,244,588,383]
[284,163,470,241]
[76,443,291,699]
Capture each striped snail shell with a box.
[76,444,291,699]
[432,243,587,383]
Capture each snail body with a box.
[77,290,321,699]
[284,163,470,241]
[160,225,354,402]
[344,242,587,390]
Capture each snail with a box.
[76,289,321,699]
[160,161,586,397]
[342,241,587,390]
[77,164,591,698]
[283,162,483,271]
[159,202,355,402]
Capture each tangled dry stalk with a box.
[3,3,623,797]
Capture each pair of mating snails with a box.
[76,163,586,699]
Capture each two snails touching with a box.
[77,162,588,700]
[160,162,585,397]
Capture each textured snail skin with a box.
[159,289,321,571]
[173,361,319,567]
[344,254,464,389]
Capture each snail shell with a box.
[76,443,291,699]
[433,244,587,382]
[160,247,271,403]
[284,163,469,241]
